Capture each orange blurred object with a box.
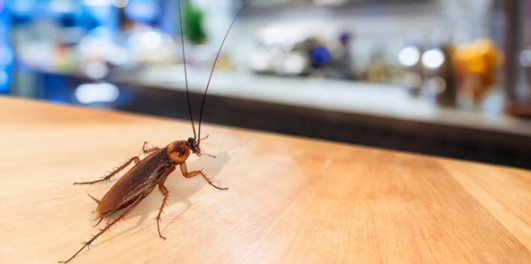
[452,38,504,101]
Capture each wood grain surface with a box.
[1,96,531,264]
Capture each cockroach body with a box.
[59,138,222,264]
[93,138,224,228]
[60,0,254,263]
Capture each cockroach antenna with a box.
[59,1,254,263]
[178,0,196,139]
[197,0,255,147]
[178,0,254,146]
[59,0,252,263]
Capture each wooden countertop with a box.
[1,96,531,264]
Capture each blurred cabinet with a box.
[504,0,531,117]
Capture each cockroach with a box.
[59,1,254,263]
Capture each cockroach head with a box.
[187,137,201,156]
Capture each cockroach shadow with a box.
[162,140,249,232]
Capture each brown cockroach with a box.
[59,1,254,263]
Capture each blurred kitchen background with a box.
[1,0,531,169]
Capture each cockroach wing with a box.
[96,149,172,217]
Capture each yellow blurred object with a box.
[451,38,504,101]
[215,54,234,71]
[367,62,385,83]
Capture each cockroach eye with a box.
[187,137,198,153]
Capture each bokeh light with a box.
[398,46,420,67]
[422,49,444,69]
[74,82,119,104]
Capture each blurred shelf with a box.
[130,68,531,138]
[22,68,531,169]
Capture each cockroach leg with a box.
[59,196,146,264]
[156,184,169,240]
[142,141,160,154]
[155,167,175,240]
[179,162,228,191]
[74,156,141,185]
[156,185,169,240]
